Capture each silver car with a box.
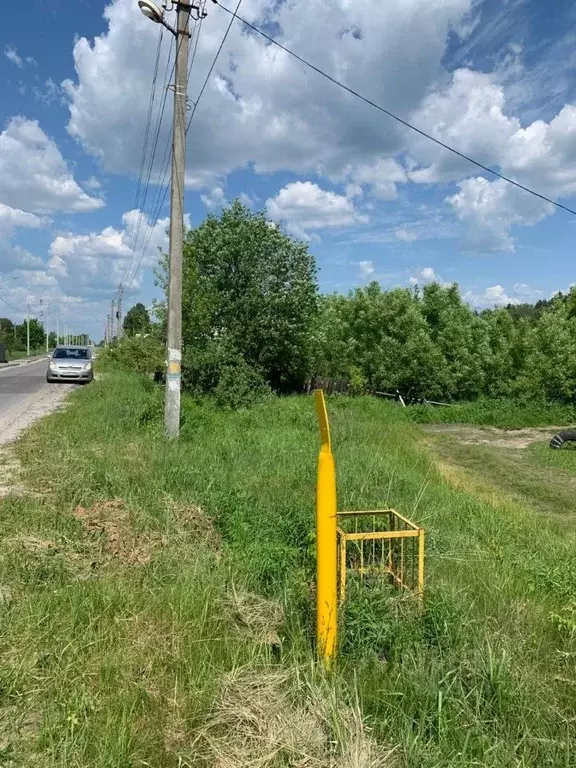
[47,346,94,384]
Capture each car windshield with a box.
[53,347,90,360]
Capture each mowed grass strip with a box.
[3,372,575,766]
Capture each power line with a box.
[126,0,219,290]
[0,294,26,314]
[125,36,185,290]
[130,0,242,285]
[123,32,175,289]
[122,27,165,288]
[213,0,576,219]
[126,0,237,293]
[186,0,243,134]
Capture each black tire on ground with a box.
[549,431,576,449]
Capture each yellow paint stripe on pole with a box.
[314,390,337,666]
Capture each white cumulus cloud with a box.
[47,210,172,297]
[62,0,472,189]
[409,266,442,285]
[4,46,23,68]
[266,181,368,238]
[464,284,520,307]
[0,117,104,215]
[447,176,552,252]
[395,227,418,242]
[200,186,226,211]
[358,260,375,278]
[409,68,576,250]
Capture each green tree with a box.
[313,293,355,379]
[516,301,576,402]
[345,283,450,397]
[477,308,518,398]
[164,200,318,395]
[421,283,484,399]
[0,318,15,349]
[15,318,45,350]
[123,303,151,337]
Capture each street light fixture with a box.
[137,0,164,23]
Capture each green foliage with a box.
[159,200,318,399]
[405,398,576,428]
[14,378,576,766]
[516,299,576,401]
[122,302,151,337]
[0,317,15,350]
[98,333,164,376]
[15,318,45,350]
[181,336,271,408]
[315,283,576,404]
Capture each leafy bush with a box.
[98,334,164,377]
[182,338,271,409]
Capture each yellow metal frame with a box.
[337,509,425,603]
[314,390,426,665]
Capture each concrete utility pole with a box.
[117,283,123,339]
[26,308,30,357]
[164,0,191,438]
[137,0,194,437]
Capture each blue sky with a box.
[1,0,575,340]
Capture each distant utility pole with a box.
[138,0,192,438]
[40,299,49,354]
[110,299,115,342]
[117,283,123,339]
[26,305,30,357]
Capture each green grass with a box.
[405,397,576,429]
[6,348,45,361]
[3,375,575,766]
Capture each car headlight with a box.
[82,363,92,372]
[49,362,58,370]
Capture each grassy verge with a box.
[2,373,388,767]
[404,397,576,429]
[3,375,575,766]
[6,349,45,362]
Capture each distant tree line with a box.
[0,317,46,352]
[141,200,576,406]
[0,317,90,355]
[314,283,576,403]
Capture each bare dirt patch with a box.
[0,449,27,498]
[423,424,561,449]
[73,499,153,565]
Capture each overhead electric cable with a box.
[213,0,576,218]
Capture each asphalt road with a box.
[0,359,77,448]
[0,359,49,414]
